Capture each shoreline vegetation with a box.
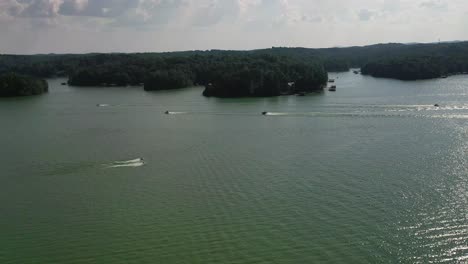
[0,73,48,97]
[1,41,468,97]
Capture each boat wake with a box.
[165,111,189,115]
[105,158,145,168]
[260,111,468,119]
[154,104,468,119]
[263,112,290,116]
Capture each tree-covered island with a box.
[201,56,327,97]
[0,73,48,97]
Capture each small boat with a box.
[328,79,335,83]
[434,104,440,107]
[61,82,67,85]
[329,85,336,92]
[164,111,170,114]
[262,112,268,115]
[353,70,360,74]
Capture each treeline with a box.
[2,41,468,93]
[0,73,48,97]
[53,52,327,96]
[361,57,442,80]
[144,68,194,91]
[263,42,468,79]
[143,54,328,97]
[0,43,424,82]
[202,56,327,97]
[361,43,468,80]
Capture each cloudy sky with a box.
[1,0,467,54]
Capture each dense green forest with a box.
[0,73,48,97]
[1,41,468,96]
[202,56,327,97]
[144,68,195,91]
[361,53,468,80]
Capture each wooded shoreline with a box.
[2,41,468,97]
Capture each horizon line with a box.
[2,40,467,56]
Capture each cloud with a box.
[13,0,64,18]
[1,0,468,54]
[0,0,325,27]
[300,15,322,23]
[1,0,23,17]
[357,9,374,21]
[58,0,90,16]
[382,0,401,13]
[420,0,448,10]
[59,0,139,17]
[191,0,241,27]
[110,0,189,28]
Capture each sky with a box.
[0,0,467,54]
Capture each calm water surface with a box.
[1,72,467,263]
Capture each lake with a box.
[1,71,467,263]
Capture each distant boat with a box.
[434,104,440,107]
[328,79,335,83]
[61,82,67,85]
[353,70,360,74]
[329,85,336,92]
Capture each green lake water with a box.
[1,71,467,263]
